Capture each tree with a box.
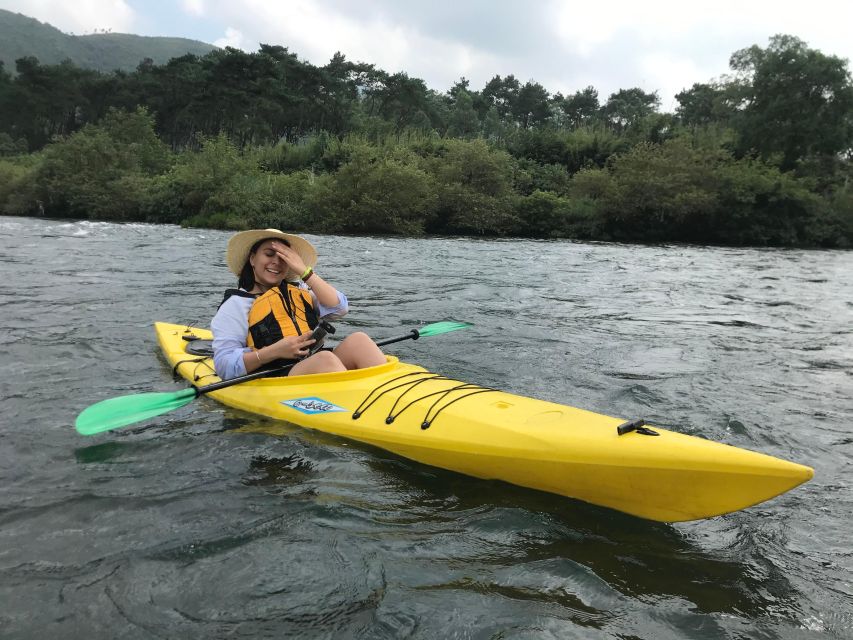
[447,88,479,138]
[319,51,370,134]
[675,82,732,127]
[367,71,434,131]
[601,88,660,131]
[561,86,600,128]
[480,74,520,122]
[727,34,853,170]
[512,81,551,128]
[6,57,98,148]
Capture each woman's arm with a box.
[313,288,348,319]
[211,296,252,380]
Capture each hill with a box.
[0,9,216,73]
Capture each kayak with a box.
[156,322,813,522]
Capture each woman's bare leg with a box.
[288,350,346,376]
[333,332,386,369]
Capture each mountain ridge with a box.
[0,9,217,73]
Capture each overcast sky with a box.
[4,0,853,111]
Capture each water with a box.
[1,216,851,638]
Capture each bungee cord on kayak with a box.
[351,370,498,429]
[170,356,214,380]
[352,372,446,419]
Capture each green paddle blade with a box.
[417,321,473,337]
[75,388,197,436]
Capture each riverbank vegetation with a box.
[1,34,851,246]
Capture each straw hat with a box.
[226,228,317,280]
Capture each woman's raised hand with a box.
[271,241,307,276]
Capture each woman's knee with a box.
[334,331,385,368]
[289,350,346,375]
[344,331,372,346]
[312,350,347,370]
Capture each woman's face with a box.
[249,240,286,289]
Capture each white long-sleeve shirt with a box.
[211,286,348,380]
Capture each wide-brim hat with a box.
[226,228,317,281]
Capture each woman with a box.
[211,228,385,380]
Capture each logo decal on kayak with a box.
[281,397,347,414]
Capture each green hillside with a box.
[0,9,216,73]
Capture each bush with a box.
[513,190,603,238]
[818,186,853,247]
[26,107,170,219]
[0,132,28,157]
[0,156,40,215]
[303,145,435,234]
[182,211,249,230]
[506,126,626,173]
[602,140,721,240]
[512,158,572,197]
[714,158,823,245]
[257,133,331,173]
[416,138,518,235]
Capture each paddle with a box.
[75,321,472,436]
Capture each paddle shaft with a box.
[192,329,421,397]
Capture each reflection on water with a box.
[1,217,851,638]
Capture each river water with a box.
[1,216,851,639]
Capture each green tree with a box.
[512,81,551,128]
[675,82,732,127]
[481,106,503,140]
[5,57,100,148]
[480,74,520,122]
[601,87,660,132]
[561,86,600,128]
[367,71,434,131]
[727,34,853,170]
[506,126,625,173]
[447,88,480,138]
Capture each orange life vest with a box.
[247,283,319,350]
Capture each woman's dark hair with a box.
[238,237,291,290]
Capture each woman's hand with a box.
[266,333,316,360]
[270,241,307,277]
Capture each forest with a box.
[0,34,851,246]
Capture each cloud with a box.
[0,0,136,34]
[214,26,249,50]
[5,0,853,107]
[182,0,205,17]
[190,0,853,106]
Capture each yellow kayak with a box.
[156,322,813,522]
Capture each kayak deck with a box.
[156,322,814,522]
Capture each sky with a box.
[3,0,853,111]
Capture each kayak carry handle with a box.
[616,418,659,436]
